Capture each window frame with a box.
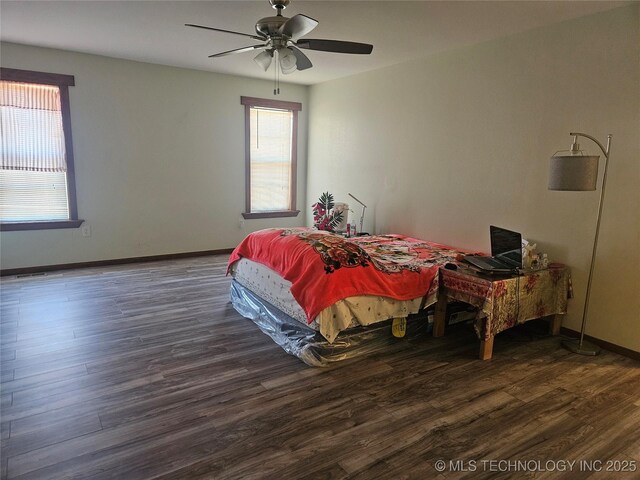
[0,67,83,231]
[240,96,301,220]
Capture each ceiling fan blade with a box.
[289,46,313,71]
[209,45,267,58]
[279,14,318,40]
[296,39,373,55]
[186,24,265,41]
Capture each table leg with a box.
[549,314,562,336]
[479,336,494,360]
[433,290,447,338]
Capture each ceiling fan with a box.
[186,0,373,76]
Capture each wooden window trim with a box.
[240,96,301,219]
[242,210,300,220]
[0,67,83,230]
[1,220,84,232]
[240,96,302,112]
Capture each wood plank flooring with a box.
[1,255,639,479]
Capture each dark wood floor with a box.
[1,255,639,479]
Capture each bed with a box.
[227,227,470,366]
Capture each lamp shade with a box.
[548,154,599,191]
[253,50,273,71]
[279,48,297,74]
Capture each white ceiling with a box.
[0,0,630,86]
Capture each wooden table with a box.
[433,264,571,360]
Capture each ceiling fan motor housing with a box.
[255,16,288,39]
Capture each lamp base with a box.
[561,338,600,356]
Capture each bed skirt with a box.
[230,280,433,367]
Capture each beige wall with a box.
[0,43,309,269]
[307,6,639,352]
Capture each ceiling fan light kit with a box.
[279,48,297,74]
[253,50,274,71]
[186,0,373,94]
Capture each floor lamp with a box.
[548,132,612,356]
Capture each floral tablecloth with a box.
[439,265,572,340]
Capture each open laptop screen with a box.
[490,226,522,268]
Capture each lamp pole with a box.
[563,132,612,355]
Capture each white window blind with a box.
[0,170,69,221]
[0,80,70,222]
[249,107,293,212]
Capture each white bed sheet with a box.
[231,258,435,343]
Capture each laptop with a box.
[463,226,523,273]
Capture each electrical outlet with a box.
[81,225,91,237]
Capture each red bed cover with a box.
[228,228,468,323]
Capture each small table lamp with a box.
[548,132,612,355]
[348,193,367,236]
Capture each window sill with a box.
[242,210,300,220]
[1,220,84,231]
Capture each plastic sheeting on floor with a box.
[230,280,433,367]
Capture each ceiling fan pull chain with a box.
[273,50,278,95]
[273,49,280,95]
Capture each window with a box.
[0,68,82,231]
[241,96,301,219]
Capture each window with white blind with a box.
[0,68,82,231]
[241,96,301,219]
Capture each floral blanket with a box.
[227,228,469,323]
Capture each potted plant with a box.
[311,192,344,232]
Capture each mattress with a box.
[231,258,434,343]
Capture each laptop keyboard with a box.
[475,257,508,269]
[464,255,513,270]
